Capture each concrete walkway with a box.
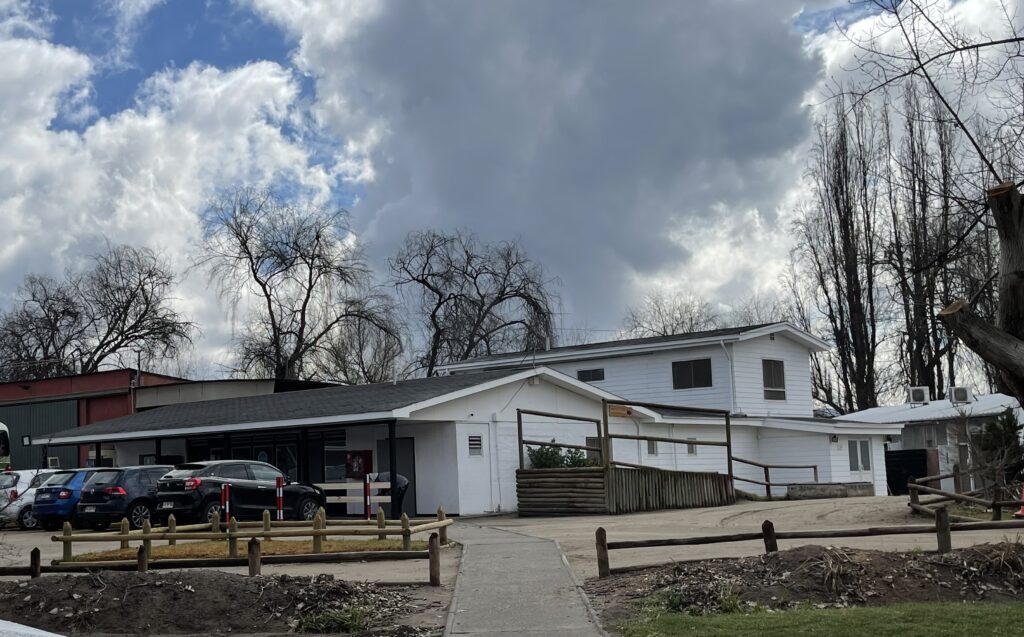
[445,523,605,637]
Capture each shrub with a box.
[526,440,566,468]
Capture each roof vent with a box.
[950,386,973,405]
[907,386,929,405]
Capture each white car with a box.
[0,469,58,530]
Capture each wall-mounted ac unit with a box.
[46,457,61,469]
[949,386,973,404]
[907,386,930,405]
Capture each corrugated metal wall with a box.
[0,401,79,470]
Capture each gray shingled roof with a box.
[41,369,523,442]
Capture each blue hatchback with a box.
[34,469,99,531]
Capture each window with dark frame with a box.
[672,358,712,390]
[576,368,605,382]
[762,359,786,400]
[647,439,658,455]
[687,437,698,455]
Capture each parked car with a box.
[0,469,58,530]
[34,468,99,531]
[155,460,324,523]
[77,465,173,531]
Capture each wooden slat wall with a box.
[515,466,735,516]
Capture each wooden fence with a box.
[594,514,1024,577]
[908,470,1024,521]
[730,456,819,500]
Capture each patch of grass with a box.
[949,504,1016,521]
[296,606,372,633]
[74,538,427,562]
[623,602,1024,637]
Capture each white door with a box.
[848,438,873,483]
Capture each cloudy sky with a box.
[0,0,994,373]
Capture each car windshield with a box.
[0,474,17,489]
[163,465,205,479]
[86,470,123,487]
[43,471,76,486]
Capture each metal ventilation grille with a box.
[468,435,483,456]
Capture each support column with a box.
[299,428,310,483]
[95,441,102,468]
[388,420,399,519]
[154,438,163,464]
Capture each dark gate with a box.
[885,449,928,495]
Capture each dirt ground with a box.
[476,495,1024,578]
[585,542,1024,633]
[0,570,448,636]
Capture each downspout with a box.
[719,340,736,414]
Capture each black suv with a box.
[77,465,173,531]
[155,460,324,523]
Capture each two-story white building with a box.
[443,322,897,498]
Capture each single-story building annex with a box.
[33,366,897,516]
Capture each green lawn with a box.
[623,603,1024,637]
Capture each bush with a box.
[526,440,596,468]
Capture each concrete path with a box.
[445,523,605,637]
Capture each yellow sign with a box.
[607,405,633,418]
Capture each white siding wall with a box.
[731,335,814,417]
[753,430,833,498]
[827,435,888,496]
[542,345,734,411]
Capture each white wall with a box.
[542,345,735,412]
[827,435,888,496]
[754,429,832,498]
[731,335,814,417]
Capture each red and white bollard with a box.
[220,483,231,520]
[363,473,371,520]
[276,476,284,521]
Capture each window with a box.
[687,438,698,455]
[672,359,712,390]
[324,443,347,482]
[218,464,250,480]
[577,368,605,382]
[762,359,786,400]
[647,440,658,455]
[585,436,601,463]
[468,435,483,456]
[251,464,284,482]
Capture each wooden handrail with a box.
[731,456,817,471]
[607,433,727,447]
[521,439,602,452]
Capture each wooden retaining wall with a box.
[515,466,735,516]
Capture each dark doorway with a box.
[375,437,417,517]
[885,449,928,495]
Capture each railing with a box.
[315,479,392,518]
[593,513,1024,577]
[907,470,1023,521]
[729,456,819,500]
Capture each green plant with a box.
[296,607,371,633]
[563,447,591,467]
[526,440,566,468]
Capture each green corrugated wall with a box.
[0,401,79,470]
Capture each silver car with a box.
[0,469,58,530]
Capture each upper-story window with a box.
[762,359,786,400]
[577,368,605,382]
[672,359,712,390]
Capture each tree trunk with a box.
[939,183,1024,405]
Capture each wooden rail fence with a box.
[907,470,1024,521]
[729,456,819,500]
[594,514,1024,577]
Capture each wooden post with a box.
[142,519,152,561]
[812,466,819,482]
[247,538,261,577]
[437,506,448,545]
[136,545,148,573]
[517,409,525,470]
[377,507,386,541]
[263,509,272,540]
[908,480,919,506]
[601,399,612,468]
[596,527,610,578]
[312,515,323,554]
[401,513,411,551]
[30,548,41,578]
[62,521,73,562]
[762,520,778,553]
[724,412,734,492]
[119,518,130,550]
[317,506,327,524]
[167,514,177,546]
[228,517,239,558]
[428,532,441,587]
[763,466,772,500]
[935,506,952,554]
[210,510,220,536]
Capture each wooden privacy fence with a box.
[729,456,818,500]
[606,466,734,514]
[907,469,1024,521]
[594,514,1024,577]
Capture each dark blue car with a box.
[34,469,99,531]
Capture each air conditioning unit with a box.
[907,386,930,405]
[46,457,60,469]
[950,386,974,404]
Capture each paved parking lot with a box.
[473,496,1024,578]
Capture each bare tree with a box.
[0,245,194,380]
[199,187,395,380]
[390,230,556,376]
[622,290,720,338]
[321,309,407,385]
[724,292,792,326]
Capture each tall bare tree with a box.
[622,290,720,338]
[0,245,194,380]
[199,187,395,380]
[390,230,556,376]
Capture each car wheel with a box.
[296,497,318,521]
[128,502,152,530]
[17,507,38,531]
[89,521,110,532]
[201,501,223,525]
